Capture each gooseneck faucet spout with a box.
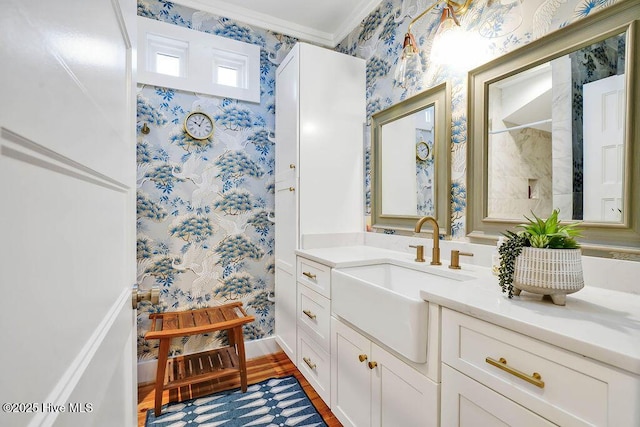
[414,216,441,265]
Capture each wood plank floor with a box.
[137,351,342,427]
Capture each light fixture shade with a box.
[394,32,422,88]
[431,5,489,70]
[477,0,523,38]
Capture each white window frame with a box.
[137,16,260,103]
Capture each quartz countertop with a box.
[296,245,640,376]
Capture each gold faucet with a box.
[414,216,441,265]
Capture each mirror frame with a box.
[467,0,640,258]
[371,81,451,234]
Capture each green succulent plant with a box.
[498,209,582,298]
[518,209,581,249]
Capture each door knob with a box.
[132,285,159,309]
[368,361,378,369]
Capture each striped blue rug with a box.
[145,376,328,427]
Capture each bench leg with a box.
[154,339,170,417]
[234,326,248,392]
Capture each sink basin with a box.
[331,263,473,363]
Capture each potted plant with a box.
[498,209,583,305]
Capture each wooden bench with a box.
[145,302,255,416]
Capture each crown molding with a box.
[170,0,382,47]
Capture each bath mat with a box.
[145,375,327,427]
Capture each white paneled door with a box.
[583,74,625,223]
[0,1,137,426]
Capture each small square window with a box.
[156,53,181,77]
[217,66,239,87]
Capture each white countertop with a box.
[296,245,640,376]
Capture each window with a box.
[137,17,260,103]
[217,66,239,87]
[156,53,181,77]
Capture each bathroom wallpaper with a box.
[136,0,620,361]
[136,0,298,360]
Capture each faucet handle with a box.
[449,250,474,269]
[409,245,425,263]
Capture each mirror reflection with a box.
[487,31,626,223]
[371,81,450,233]
[381,105,435,216]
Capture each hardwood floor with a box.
[137,351,342,427]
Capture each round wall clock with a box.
[416,141,430,161]
[184,111,214,140]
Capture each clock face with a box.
[184,112,214,140]
[416,141,430,161]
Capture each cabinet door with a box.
[371,343,439,427]
[331,317,372,427]
[275,46,298,183]
[274,177,297,362]
[442,365,555,427]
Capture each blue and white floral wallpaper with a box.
[136,0,298,360]
[136,0,620,361]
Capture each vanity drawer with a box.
[442,308,639,427]
[298,285,331,352]
[298,328,331,405]
[297,257,331,298]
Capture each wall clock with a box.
[184,111,214,140]
[416,141,430,161]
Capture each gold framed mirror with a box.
[371,81,451,234]
[467,1,640,258]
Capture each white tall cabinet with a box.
[274,43,365,364]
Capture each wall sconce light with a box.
[395,0,472,88]
[395,0,523,87]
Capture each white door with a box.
[0,0,137,426]
[583,74,625,222]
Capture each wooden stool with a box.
[145,302,255,416]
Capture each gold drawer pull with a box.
[486,357,545,388]
[289,187,295,192]
[368,361,378,369]
[289,163,296,169]
[303,309,316,320]
[358,354,368,362]
[303,357,316,370]
[302,271,317,280]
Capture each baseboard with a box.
[137,336,280,385]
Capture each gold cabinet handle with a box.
[303,357,316,370]
[486,357,545,388]
[289,187,295,192]
[302,271,316,280]
[368,361,378,369]
[289,163,296,169]
[303,309,316,320]
[358,354,368,362]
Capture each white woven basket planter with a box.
[513,247,584,305]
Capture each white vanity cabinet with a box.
[274,42,365,365]
[331,317,439,427]
[441,308,640,426]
